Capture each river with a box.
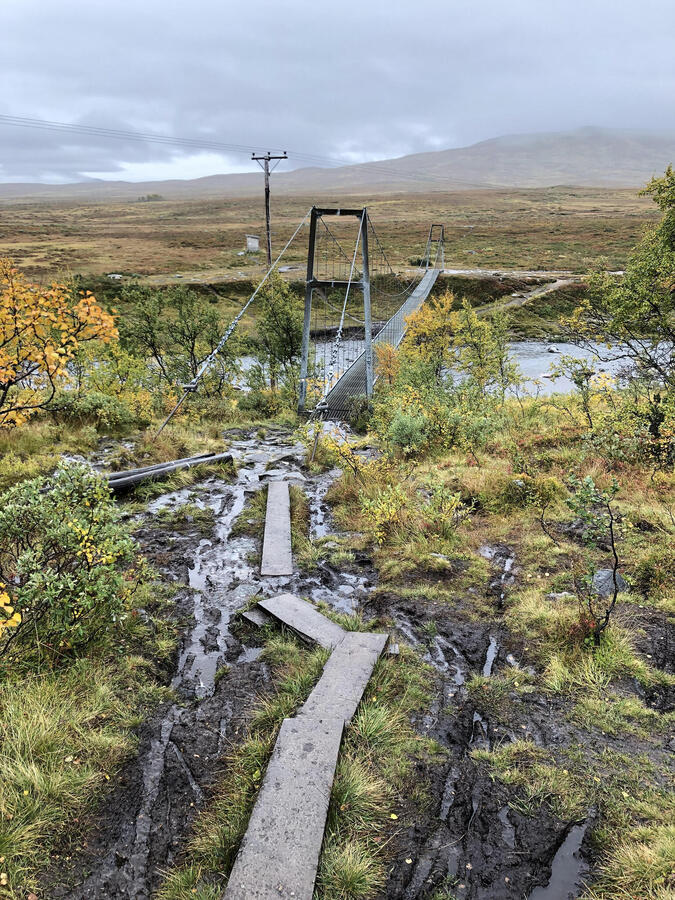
[237,341,627,397]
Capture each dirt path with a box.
[45,429,657,900]
[49,427,372,899]
[474,277,577,315]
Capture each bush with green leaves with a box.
[255,271,303,396]
[0,464,139,670]
[51,389,136,430]
[386,410,428,455]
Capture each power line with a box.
[0,113,497,190]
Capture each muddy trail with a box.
[51,427,601,899]
[50,426,371,899]
[374,547,596,900]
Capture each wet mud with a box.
[372,547,597,900]
[49,427,372,898]
[48,429,663,899]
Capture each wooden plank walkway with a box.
[258,593,345,649]
[223,715,344,899]
[301,630,388,721]
[260,481,293,576]
[224,595,388,900]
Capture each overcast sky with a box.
[2,0,674,183]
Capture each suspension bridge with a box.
[157,205,444,434]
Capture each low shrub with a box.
[0,463,139,670]
[52,390,136,430]
[386,410,427,455]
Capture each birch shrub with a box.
[0,463,138,671]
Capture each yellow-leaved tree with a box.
[0,259,117,427]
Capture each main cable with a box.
[154,207,312,437]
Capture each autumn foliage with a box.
[0,259,117,427]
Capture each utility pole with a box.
[252,151,287,266]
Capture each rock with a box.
[592,568,627,598]
[547,345,560,353]
[546,591,576,602]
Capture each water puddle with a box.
[527,819,591,900]
[481,544,516,605]
[482,634,499,676]
[439,767,460,821]
[470,710,490,749]
[498,805,516,849]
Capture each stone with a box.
[592,569,627,598]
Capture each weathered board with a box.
[260,481,293,576]
[258,593,345,649]
[224,607,388,899]
[223,715,344,899]
[301,630,388,722]
[240,606,274,628]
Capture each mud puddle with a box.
[50,427,370,898]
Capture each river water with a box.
[238,341,626,397]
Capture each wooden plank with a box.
[258,593,345,649]
[223,715,344,900]
[301,631,388,722]
[224,630,387,899]
[260,481,293,576]
[241,607,274,628]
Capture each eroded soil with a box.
[46,428,670,899]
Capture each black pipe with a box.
[107,452,233,494]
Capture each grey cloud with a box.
[1,0,674,181]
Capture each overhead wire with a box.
[0,113,500,190]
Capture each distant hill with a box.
[2,127,674,202]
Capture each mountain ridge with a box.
[2,127,674,202]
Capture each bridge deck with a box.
[322,267,440,417]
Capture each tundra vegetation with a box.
[0,171,673,899]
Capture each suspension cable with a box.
[154,207,312,438]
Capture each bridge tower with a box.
[298,206,372,413]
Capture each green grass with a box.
[0,654,171,896]
[472,740,675,899]
[0,558,177,898]
[571,694,674,739]
[155,502,216,531]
